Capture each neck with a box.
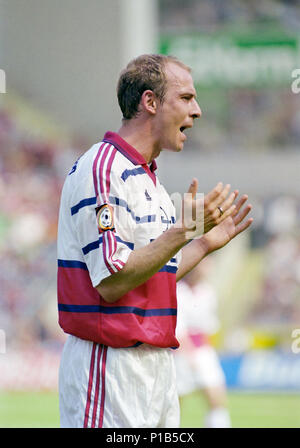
[118,118,161,163]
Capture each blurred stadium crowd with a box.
[160,0,300,31]
[249,221,300,336]
[0,101,83,353]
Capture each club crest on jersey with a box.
[96,204,114,232]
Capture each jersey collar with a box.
[103,131,157,184]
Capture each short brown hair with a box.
[117,54,190,120]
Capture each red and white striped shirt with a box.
[57,131,180,348]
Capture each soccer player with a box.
[57,54,253,428]
[175,257,231,428]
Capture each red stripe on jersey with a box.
[98,346,107,428]
[91,345,102,427]
[93,142,123,275]
[57,265,100,308]
[92,142,106,203]
[107,230,125,270]
[104,146,116,196]
[58,266,177,309]
[98,144,112,201]
[84,343,97,427]
[102,232,116,275]
[58,266,179,348]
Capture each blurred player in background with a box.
[57,53,253,428]
[175,256,231,428]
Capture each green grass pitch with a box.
[0,390,299,428]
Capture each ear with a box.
[140,90,157,115]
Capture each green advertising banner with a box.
[160,29,300,87]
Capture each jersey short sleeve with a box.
[69,144,135,288]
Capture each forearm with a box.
[97,226,187,302]
[176,237,209,282]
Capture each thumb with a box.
[187,178,198,198]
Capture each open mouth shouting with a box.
[179,125,192,140]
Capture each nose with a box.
[191,99,202,119]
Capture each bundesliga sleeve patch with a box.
[96,204,114,232]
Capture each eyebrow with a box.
[180,90,197,99]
